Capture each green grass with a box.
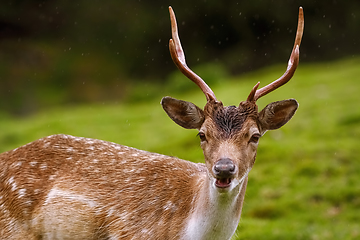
[1,57,360,239]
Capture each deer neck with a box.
[183,173,248,240]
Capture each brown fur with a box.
[0,134,206,239]
[204,100,258,138]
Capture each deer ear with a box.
[258,99,298,132]
[161,96,205,129]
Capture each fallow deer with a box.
[0,6,304,240]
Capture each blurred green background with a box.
[0,0,359,239]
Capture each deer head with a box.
[162,7,304,191]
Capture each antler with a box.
[247,7,304,102]
[169,6,217,102]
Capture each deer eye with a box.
[197,132,207,142]
[249,133,261,144]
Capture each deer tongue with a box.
[215,178,231,188]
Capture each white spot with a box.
[163,200,176,211]
[114,145,122,150]
[30,162,37,167]
[118,211,130,221]
[18,189,26,198]
[8,177,17,191]
[40,164,47,170]
[11,161,22,169]
[106,207,115,218]
[45,188,97,208]
[97,146,105,151]
[104,152,114,156]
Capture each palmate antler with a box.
[247,7,304,102]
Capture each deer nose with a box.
[213,158,236,178]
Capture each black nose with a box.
[213,158,236,178]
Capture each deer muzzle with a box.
[213,158,236,188]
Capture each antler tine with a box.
[248,7,304,102]
[168,6,217,102]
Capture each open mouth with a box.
[215,178,232,188]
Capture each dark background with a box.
[0,0,359,115]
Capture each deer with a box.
[0,6,304,240]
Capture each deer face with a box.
[162,97,298,191]
[163,6,303,191]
